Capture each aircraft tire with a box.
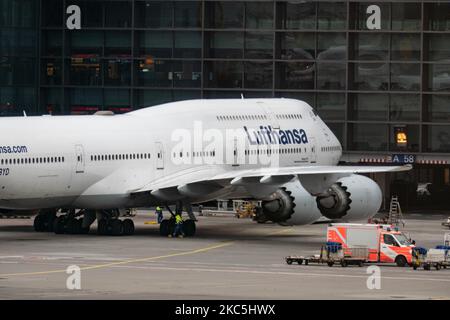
[53,216,66,234]
[67,218,81,234]
[123,219,135,236]
[160,219,170,236]
[97,219,108,235]
[77,216,90,234]
[183,220,196,237]
[33,215,45,232]
[110,219,124,236]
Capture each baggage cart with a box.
[285,243,368,268]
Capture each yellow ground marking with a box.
[0,223,294,278]
[0,241,234,278]
[144,221,158,225]
[267,228,294,236]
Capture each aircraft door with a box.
[75,144,85,173]
[309,137,317,164]
[232,138,239,167]
[155,142,164,170]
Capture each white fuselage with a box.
[0,99,342,210]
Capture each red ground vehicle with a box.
[327,223,415,267]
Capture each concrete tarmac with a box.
[0,211,449,300]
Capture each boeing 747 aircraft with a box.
[0,99,410,236]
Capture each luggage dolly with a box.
[285,245,368,268]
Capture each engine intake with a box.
[316,182,352,219]
[261,188,295,222]
[316,174,382,221]
[260,180,322,225]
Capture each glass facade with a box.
[1,0,450,156]
[0,0,38,116]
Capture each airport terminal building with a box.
[1,0,450,208]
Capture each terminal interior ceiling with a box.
[1,0,450,209]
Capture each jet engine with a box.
[260,179,322,225]
[315,174,382,221]
[260,174,382,225]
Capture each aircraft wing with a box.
[134,164,412,198]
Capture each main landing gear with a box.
[53,209,94,235]
[159,202,197,237]
[34,208,135,236]
[159,218,196,237]
[33,209,57,232]
[96,209,135,236]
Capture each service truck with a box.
[327,223,414,267]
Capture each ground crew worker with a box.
[155,206,163,224]
[171,213,185,238]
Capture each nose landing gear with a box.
[158,202,197,237]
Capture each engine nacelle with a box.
[261,179,322,225]
[260,175,382,225]
[316,174,382,221]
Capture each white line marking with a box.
[110,264,450,283]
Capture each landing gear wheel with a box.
[183,220,196,237]
[97,219,108,235]
[123,219,135,236]
[110,219,124,236]
[53,216,66,234]
[395,255,407,267]
[33,215,45,232]
[160,219,170,236]
[67,218,81,234]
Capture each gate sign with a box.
[391,154,415,164]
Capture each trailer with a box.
[412,247,450,271]
[285,243,368,267]
[423,249,446,270]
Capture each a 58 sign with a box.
[390,154,416,164]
